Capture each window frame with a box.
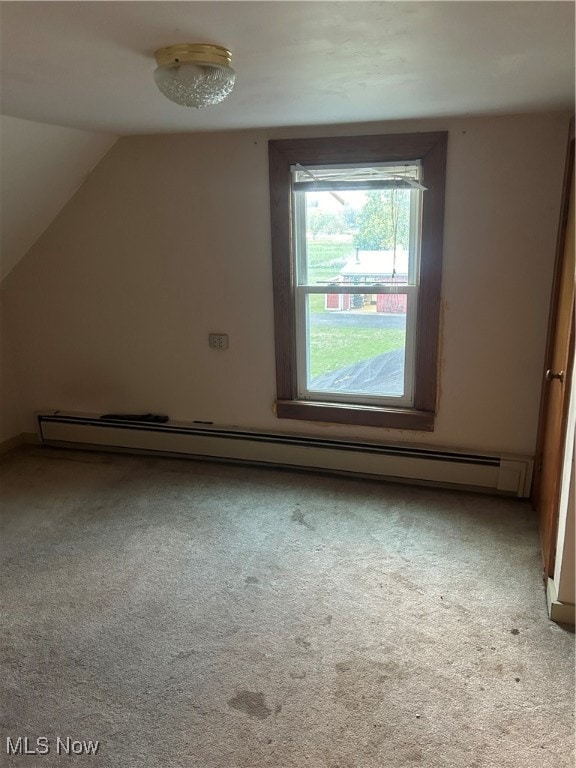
[268,131,448,431]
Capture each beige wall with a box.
[0,115,116,442]
[0,113,569,453]
[0,315,25,442]
[0,115,117,281]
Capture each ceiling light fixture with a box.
[153,44,235,108]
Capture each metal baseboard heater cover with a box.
[37,412,533,497]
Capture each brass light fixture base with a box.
[154,44,233,69]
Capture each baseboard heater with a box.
[37,412,533,497]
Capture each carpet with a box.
[0,446,573,767]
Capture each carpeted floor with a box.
[0,446,573,767]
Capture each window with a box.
[269,132,447,431]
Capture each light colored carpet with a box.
[0,446,573,767]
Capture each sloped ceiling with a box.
[0,116,116,281]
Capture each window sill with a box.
[276,400,435,431]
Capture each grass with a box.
[309,327,405,379]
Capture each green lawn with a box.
[309,326,405,379]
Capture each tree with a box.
[353,190,410,251]
[307,209,347,238]
[342,203,358,231]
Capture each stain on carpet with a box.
[291,509,315,530]
[334,657,391,712]
[227,690,272,720]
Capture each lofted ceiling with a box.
[0,1,574,136]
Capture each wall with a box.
[0,115,116,443]
[0,115,117,281]
[0,113,569,454]
[0,321,25,443]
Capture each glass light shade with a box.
[153,61,235,108]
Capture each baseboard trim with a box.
[546,578,575,625]
[36,411,534,497]
[0,432,39,455]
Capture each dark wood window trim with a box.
[268,131,448,431]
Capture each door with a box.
[533,122,575,577]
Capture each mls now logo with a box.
[6,736,100,755]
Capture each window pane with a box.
[292,161,421,405]
[305,293,407,399]
[302,186,417,288]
